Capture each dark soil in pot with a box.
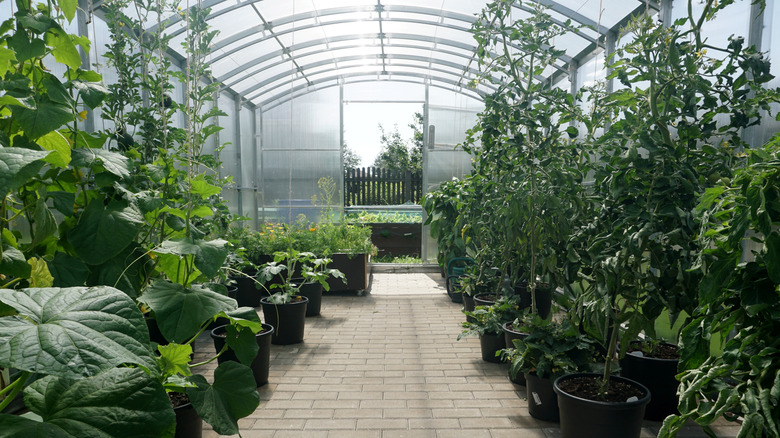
[171,393,202,438]
[479,332,506,363]
[211,323,275,386]
[293,280,322,317]
[526,373,559,422]
[260,296,308,345]
[620,341,680,421]
[554,373,650,438]
[503,322,529,385]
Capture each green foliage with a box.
[257,249,345,303]
[501,315,594,380]
[345,210,422,224]
[422,178,468,268]
[373,121,421,173]
[660,138,780,437]
[459,295,523,338]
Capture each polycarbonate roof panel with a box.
[143,0,656,107]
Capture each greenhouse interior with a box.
[2,0,780,437]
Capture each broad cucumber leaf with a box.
[28,257,53,287]
[157,343,193,378]
[187,361,259,435]
[71,147,129,179]
[138,281,236,343]
[191,204,214,217]
[0,147,50,196]
[60,0,77,22]
[67,199,143,266]
[10,97,73,140]
[0,286,156,379]
[87,243,152,298]
[31,198,57,247]
[15,368,175,438]
[153,252,201,286]
[0,46,17,74]
[44,28,81,69]
[6,32,45,62]
[190,175,221,199]
[224,324,259,366]
[0,246,31,278]
[764,233,780,283]
[154,238,228,279]
[0,414,67,437]
[71,80,107,110]
[47,252,89,287]
[37,130,71,168]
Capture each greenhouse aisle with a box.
[197,273,740,438]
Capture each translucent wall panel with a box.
[239,106,258,225]
[260,87,341,223]
[422,89,483,263]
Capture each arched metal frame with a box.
[120,0,658,108]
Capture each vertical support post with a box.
[252,105,260,230]
[421,83,430,263]
[234,97,243,217]
[605,31,617,95]
[659,0,674,28]
[339,83,345,221]
[258,107,266,225]
[77,0,95,134]
[743,1,766,149]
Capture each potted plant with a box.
[293,256,346,316]
[501,314,595,422]
[459,295,523,363]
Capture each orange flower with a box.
[309,227,316,232]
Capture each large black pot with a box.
[173,399,202,438]
[260,296,308,345]
[526,373,559,422]
[293,280,323,317]
[503,322,529,385]
[210,323,274,386]
[479,332,506,363]
[619,343,679,421]
[554,373,650,438]
[231,275,262,307]
[473,293,497,307]
[515,283,552,319]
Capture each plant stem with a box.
[0,372,30,413]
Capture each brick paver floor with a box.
[198,272,741,438]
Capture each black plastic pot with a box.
[479,332,506,363]
[173,400,202,438]
[473,293,497,307]
[503,322,529,385]
[260,296,308,345]
[515,283,552,319]
[210,323,274,386]
[526,373,559,422]
[463,293,475,323]
[554,373,650,438]
[230,275,262,307]
[619,343,680,421]
[294,280,322,317]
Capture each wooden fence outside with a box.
[344,167,422,206]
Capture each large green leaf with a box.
[0,414,67,437]
[67,199,143,266]
[153,238,228,279]
[0,246,31,278]
[47,253,89,287]
[31,197,57,247]
[187,361,259,435]
[2,368,175,438]
[87,243,152,298]
[138,281,236,343]
[10,97,73,140]
[45,27,81,70]
[0,286,156,379]
[0,147,50,196]
[71,80,107,110]
[764,233,780,284]
[36,130,71,168]
[71,148,129,179]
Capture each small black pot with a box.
[294,280,323,317]
[619,343,680,421]
[554,373,650,438]
[260,296,308,345]
[173,400,202,438]
[479,332,506,363]
[463,293,475,323]
[231,275,262,307]
[210,323,274,386]
[446,277,463,303]
[503,322,529,385]
[526,373,559,422]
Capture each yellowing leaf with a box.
[37,130,72,168]
[28,257,53,287]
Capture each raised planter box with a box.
[367,223,421,257]
[327,253,370,292]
